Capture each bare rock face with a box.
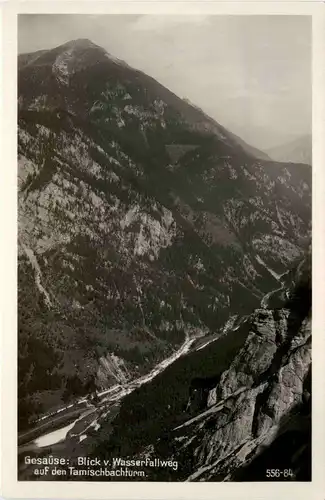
[170,254,311,481]
[18,39,311,435]
[63,252,309,484]
[216,309,278,401]
[256,325,311,437]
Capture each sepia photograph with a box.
[16,13,312,483]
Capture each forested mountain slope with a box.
[18,39,311,431]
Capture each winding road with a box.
[18,332,197,451]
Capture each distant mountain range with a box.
[17,39,311,481]
[266,135,312,165]
[181,98,271,161]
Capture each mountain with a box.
[18,39,311,434]
[18,248,311,481]
[85,247,311,482]
[181,98,271,161]
[226,130,272,161]
[266,135,312,165]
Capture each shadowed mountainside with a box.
[18,39,311,432]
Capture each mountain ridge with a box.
[86,247,311,482]
[18,39,270,161]
[18,39,311,436]
[18,248,311,482]
[265,134,312,165]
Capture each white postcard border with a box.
[1,1,324,499]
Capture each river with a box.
[22,332,198,450]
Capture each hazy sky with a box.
[18,14,311,150]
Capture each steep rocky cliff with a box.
[175,253,311,482]
[18,39,311,431]
[83,250,310,481]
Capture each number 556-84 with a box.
[266,469,294,478]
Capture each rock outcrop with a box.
[18,39,311,432]
[137,250,311,481]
